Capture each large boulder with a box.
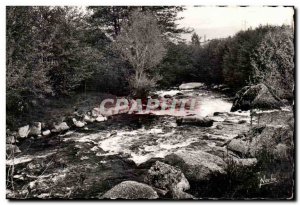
[227,124,293,161]
[227,139,250,156]
[176,116,213,127]
[145,161,191,199]
[179,82,204,90]
[248,125,293,159]
[165,150,226,182]
[231,84,282,112]
[101,181,158,199]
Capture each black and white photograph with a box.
[5,4,295,200]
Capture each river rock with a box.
[145,161,190,198]
[92,107,101,117]
[6,144,21,155]
[96,115,107,122]
[163,94,172,98]
[42,130,51,136]
[101,181,158,199]
[18,125,30,139]
[83,115,95,123]
[176,116,213,127]
[227,139,250,156]
[165,150,226,181]
[231,83,282,112]
[72,118,86,128]
[52,122,69,132]
[179,82,204,90]
[29,122,42,136]
[6,135,16,144]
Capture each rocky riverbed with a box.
[6,83,294,199]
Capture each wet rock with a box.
[238,120,247,124]
[175,92,184,96]
[145,161,190,198]
[29,122,42,136]
[96,115,107,122]
[172,191,195,199]
[101,181,158,199]
[163,94,172,98]
[6,144,21,155]
[179,82,204,90]
[92,107,101,117]
[213,112,228,116]
[216,125,223,130]
[165,150,226,181]
[6,135,16,144]
[72,118,86,128]
[18,125,30,139]
[176,116,213,127]
[52,122,69,133]
[231,83,282,112]
[83,115,95,123]
[42,130,51,136]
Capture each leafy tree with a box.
[158,42,196,87]
[7,6,53,115]
[251,26,294,100]
[6,6,104,126]
[113,11,166,98]
[89,6,190,40]
[193,39,228,84]
[222,25,277,90]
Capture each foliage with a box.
[113,11,166,98]
[88,6,190,40]
[157,42,196,87]
[222,26,278,90]
[251,26,294,100]
[6,6,103,126]
[191,32,201,47]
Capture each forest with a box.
[6,6,294,128]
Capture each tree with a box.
[251,26,294,100]
[6,6,104,127]
[89,6,190,40]
[191,32,201,47]
[222,25,277,90]
[6,6,53,116]
[158,42,196,87]
[113,11,166,98]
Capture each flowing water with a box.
[8,85,255,199]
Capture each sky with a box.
[178,6,294,41]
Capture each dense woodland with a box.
[6,6,294,128]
